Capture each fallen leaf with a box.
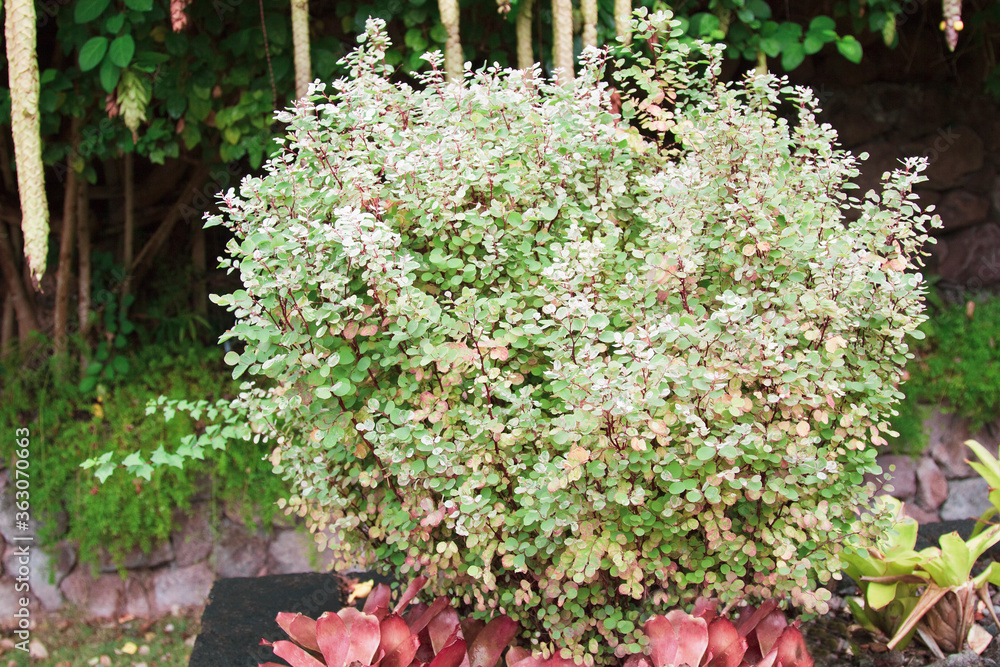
[347,578,375,604]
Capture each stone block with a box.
[152,563,214,615]
[212,521,267,578]
[940,477,992,521]
[916,457,949,511]
[171,507,213,567]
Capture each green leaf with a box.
[124,0,153,11]
[108,35,135,68]
[781,42,805,71]
[866,581,898,610]
[837,35,863,64]
[99,58,121,93]
[78,36,108,72]
[809,15,837,32]
[224,351,240,365]
[104,12,125,32]
[75,0,111,23]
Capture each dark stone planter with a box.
[188,572,391,667]
[187,522,998,667]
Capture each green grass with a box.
[0,607,200,666]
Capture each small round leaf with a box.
[78,36,108,72]
[108,35,135,68]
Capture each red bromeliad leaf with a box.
[506,647,532,667]
[692,599,718,624]
[643,615,678,667]
[276,612,321,652]
[428,605,463,654]
[382,633,421,667]
[772,626,813,667]
[468,616,519,667]
[410,597,452,635]
[316,612,351,667]
[394,576,429,614]
[702,618,746,667]
[338,608,382,666]
[751,610,788,658]
[379,614,416,658]
[622,655,653,667]
[461,618,486,645]
[364,584,394,618]
[666,611,708,667]
[271,640,327,667]
[734,601,779,639]
[427,638,468,667]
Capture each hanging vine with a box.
[4,0,48,286]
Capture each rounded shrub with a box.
[155,12,936,664]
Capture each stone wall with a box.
[781,17,1000,291]
[0,467,339,628]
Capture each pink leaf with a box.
[382,633,421,667]
[702,618,746,667]
[734,601,780,639]
[461,618,486,645]
[364,584,394,618]
[338,608,382,666]
[468,616,519,667]
[394,577,430,615]
[750,610,787,658]
[506,647,532,667]
[379,614,416,657]
[428,606,463,654]
[427,638,468,667]
[622,655,653,667]
[643,615,678,667]
[772,626,813,667]
[665,611,708,667]
[692,599,718,624]
[276,612,321,652]
[270,640,327,667]
[409,597,452,635]
[316,611,351,667]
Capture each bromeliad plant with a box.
[842,495,1000,658]
[89,9,938,665]
[260,577,519,667]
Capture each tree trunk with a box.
[581,0,597,49]
[0,288,13,351]
[191,222,206,317]
[516,0,534,70]
[129,166,210,285]
[551,0,574,84]
[438,0,463,81]
[0,220,38,337]
[290,0,311,99]
[5,0,48,286]
[53,129,79,361]
[123,150,134,296]
[77,181,91,339]
[614,0,631,44]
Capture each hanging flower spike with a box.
[170,0,189,31]
[940,0,963,51]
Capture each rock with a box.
[122,572,154,617]
[940,477,993,521]
[902,125,984,190]
[58,568,125,618]
[171,508,213,567]
[212,521,267,578]
[99,539,174,572]
[0,575,36,629]
[0,470,42,544]
[873,454,917,500]
[936,190,990,233]
[27,640,47,660]
[1,543,75,611]
[916,457,949,511]
[902,502,940,524]
[927,413,997,479]
[267,529,314,575]
[151,563,213,614]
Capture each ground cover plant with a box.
[887,292,1000,456]
[90,11,939,665]
[0,339,285,571]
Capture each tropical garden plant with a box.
[84,7,942,664]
